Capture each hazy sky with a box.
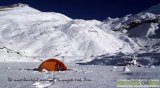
[0,0,160,20]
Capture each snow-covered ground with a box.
[0,62,160,88]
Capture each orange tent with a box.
[38,58,67,72]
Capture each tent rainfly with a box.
[38,58,67,72]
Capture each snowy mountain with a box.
[0,3,160,63]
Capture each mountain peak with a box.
[0,3,40,13]
[10,3,29,7]
[0,3,28,9]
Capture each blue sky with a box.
[0,0,160,20]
